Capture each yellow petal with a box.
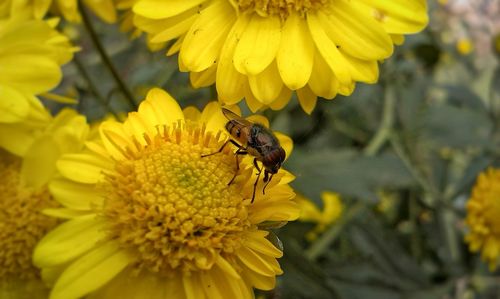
[237,247,276,277]
[190,63,217,88]
[183,106,202,121]
[0,84,30,123]
[297,86,317,114]
[277,12,313,90]
[248,61,283,105]
[268,88,292,111]
[244,230,283,258]
[200,272,224,299]
[234,14,281,75]
[50,241,134,299]
[49,177,103,210]
[83,0,117,23]
[0,54,61,94]
[308,49,339,99]
[57,153,110,184]
[215,255,241,279]
[20,134,59,188]
[146,12,197,43]
[183,275,206,299]
[308,13,351,85]
[357,0,428,34]
[143,88,184,125]
[244,87,264,112]
[133,0,205,20]
[181,0,236,72]
[241,268,276,291]
[33,215,106,267]
[319,2,393,60]
[343,52,379,83]
[275,132,293,159]
[216,15,250,104]
[200,101,227,134]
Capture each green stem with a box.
[305,202,366,261]
[74,56,119,119]
[79,2,137,110]
[363,85,396,156]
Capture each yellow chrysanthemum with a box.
[132,0,428,113]
[465,168,500,271]
[0,16,76,121]
[0,108,88,299]
[296,191,343,241]
[34,88,299,299]
[0,0,116,23]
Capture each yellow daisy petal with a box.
[180,0,236,72]
[276,12,314,90]
[234,14,281,75]
[308,12,351,85]
[33,215,106,268]
[49,177,103,210]
[216,15,250,104]
[297,86,318,115]
[133,0,206,19]
[50,241,134,299]
[248,61,284,104]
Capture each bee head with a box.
[263,147,286,174]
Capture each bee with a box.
[202,108,286,203]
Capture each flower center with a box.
[102,122,251,275]
[0,151,59,281]
[232,0,330,19]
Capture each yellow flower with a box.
[0,0,116,23]
[296,191,343,241]
[0,16,76,123]
[132,0,428,114]
[465,168,500,271]
[0,108,88,299]
[456,37,473,55]
[34,88,299,299]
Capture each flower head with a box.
[0,0,116,23]
[132,0,428,113]
[297,191,343,241]
[465,168,500,271]
[34,88,299,299]
[0,108,88,298]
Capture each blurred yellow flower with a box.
[0,0,116,23]
[0,16,76,123]
[465,168,500,271]
[34,88,299,299]
[0,108,88,299]
[132,0,428,114]
[456,38,473,55]
[297,191,344,241]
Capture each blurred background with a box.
[51,0,500,298]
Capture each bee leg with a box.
[251,158,262,203]
[262,172,273,195]
[201,139,242,157]
[227,148,247,185]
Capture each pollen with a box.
[0,151,59,281]
[232,0,330,19]
[102,122,252,275]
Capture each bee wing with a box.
[222,108,253,127]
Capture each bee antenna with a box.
[262,173,273,195]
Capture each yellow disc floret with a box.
[0,151,59,281]
[232,0,329,18]
[103,122,251,275]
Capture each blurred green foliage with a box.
[50,4,500,299]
